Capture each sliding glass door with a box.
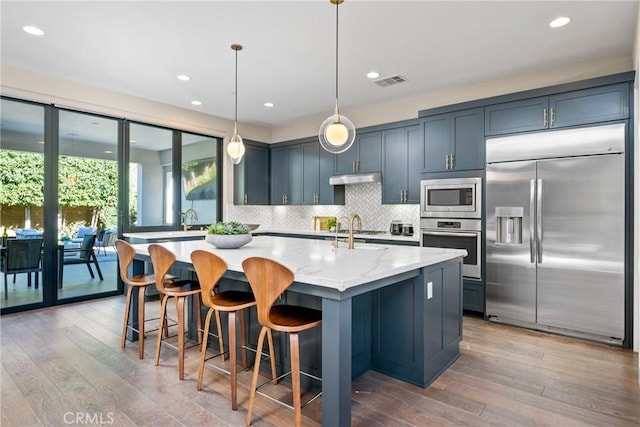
[57,110,120,300]
[0,98,46,309]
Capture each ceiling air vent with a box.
[373,75,407,87]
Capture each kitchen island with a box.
[129,235,465,426]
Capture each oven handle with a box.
[421,230,478,238]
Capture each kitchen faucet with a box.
[345,213,362,249]
[332,215,350,248]
[182,208,198,231]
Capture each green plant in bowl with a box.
[326,217,337,231]
[207,221,249,235]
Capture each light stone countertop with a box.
[123,228,419,243]
[131,235,465,292]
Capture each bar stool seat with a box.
[191,250,276,411]
[115,239,176,359]
[148,244,202,380]
[242,256,322,427]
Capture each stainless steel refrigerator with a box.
[485,123,625,343]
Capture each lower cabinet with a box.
[463,280,485,313]
[371,258,462,387]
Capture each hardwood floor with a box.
[1,297,638,426]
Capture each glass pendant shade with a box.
[319,113,355,154]
[227,129,245,165]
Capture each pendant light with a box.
[227,43,245,165]
[319,0,356,154]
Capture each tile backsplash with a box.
[226,183,420,232]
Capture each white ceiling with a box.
[1,0,638,132]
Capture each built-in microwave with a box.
[420,177,482,219]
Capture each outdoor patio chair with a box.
[63,234,103,280]
[1,238,43,299]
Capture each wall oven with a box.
[420,218,481,279]
[420,177,483,280]
[420,177,482,219]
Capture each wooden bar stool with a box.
[148,244,202,380]
[190,250,276,410]
[242,257,322,427]
[115,239,175,359]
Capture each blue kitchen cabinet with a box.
[382,123,421,204]
[485,83,629,135]
[234,141,269,205]
[302,142,343,205]
[423,108,484,173]
[335,131,382,174]
[270,145,303,205]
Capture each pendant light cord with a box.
[334,1,339,105]
[234,47,238,129]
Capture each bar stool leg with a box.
[194,293,203,344]
[290,332,301,427]
[215,310,225,361]
[229,311,238,410]
[137,285,146,359]
[239,310,248,368]
[267,329,277,382]
[121,284,134,348]
[197,308,215,391]
[155,294,170,367]
[176,295,186,380]
[246,326,268,426]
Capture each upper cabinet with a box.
[335,131,383,175]
[234,141,270,205]
[271,141,344,206]
[270,145,303,205]
[485,83,629,136]
[302,142,344,205]
[423,108,484,173]
[382,123,422,204]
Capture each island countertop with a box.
[132,235,466,292]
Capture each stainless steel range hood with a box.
[329,172,382,185]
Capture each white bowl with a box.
[205,233,252,249]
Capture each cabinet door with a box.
[451,108,484,171]
[270,147,288,204]
[484,96,548,135]
[318,147,338,205]
[302,143,320,205]
[356,131,382,173]
[287,145,304,205]
[550,83,629,128]
[382,128,407,204]
[405,125,422,203]
[244,144,269,205]
[334,139,358,174]
[423,114,450,173]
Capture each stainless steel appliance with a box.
[485,123,625,344]
[420,177,482,218]
[420,218,481,279]
[390,220,402,235]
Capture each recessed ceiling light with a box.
[104,150,113,154]
[23,26,44,36]
[37,140,45,144]
[177,74,191,81]
[191,100,202,106]
[264,102,274,108]
[549,17,571,28]
[366,71,380,79]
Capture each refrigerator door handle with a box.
[530,179,536,263]
[537,178,543,263]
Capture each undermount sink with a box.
[352,244,388,251]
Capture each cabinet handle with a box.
[550,108,555,126]
[244,193,248,204]
[450,154,455,169]
[400,190,403,203]
[356,160,359,173]
[445,154,449,170]
[285,194,288,205]
[543,108,548,127]
[404,190,408,203]
[352,161,356,173]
